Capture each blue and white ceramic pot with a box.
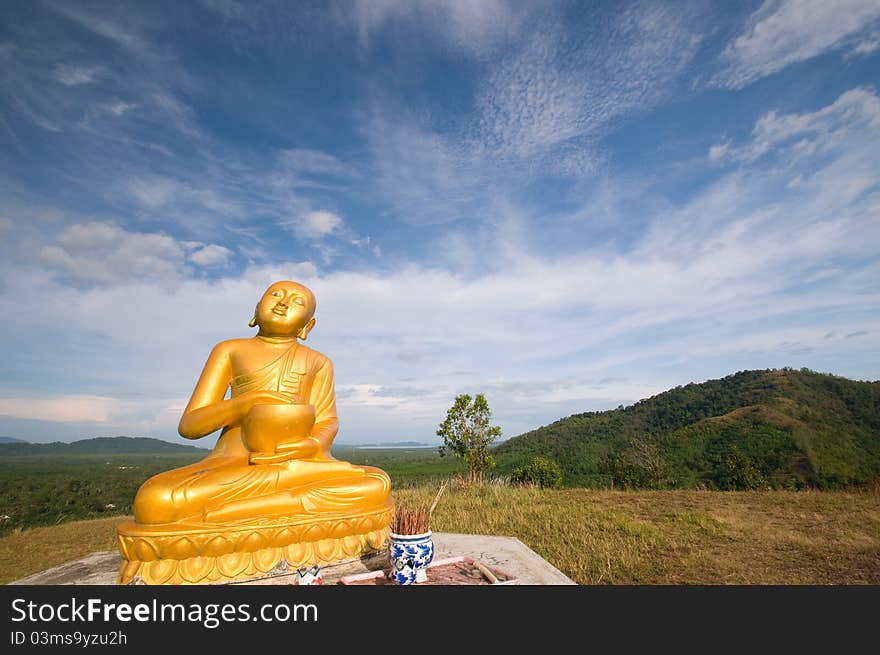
[389,531,434,585]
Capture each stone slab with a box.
[11,551,122,586]
[10,533,575,586]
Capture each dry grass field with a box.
[1,486,878,585]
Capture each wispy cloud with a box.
[363,114,484,226]
[475,3,702,170]
[1,3,200,146]
[709,87,880,164]
[49,2,156,59]
[347,0,525,55]
[125,175,242,217]
[850,34,880,56]
[362,2,703,228]
[715,0,880,89]
[274,149,359,188]
[54,64,104,86]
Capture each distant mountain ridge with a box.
[0,436,209,455]
[353,441,433,448]
[495,369,880,489]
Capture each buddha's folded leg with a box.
[299,466,390,513]
[203,465,391,523]
[132,457,253,524]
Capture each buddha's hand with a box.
[275,436,321,460]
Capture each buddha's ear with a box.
[248,315,257,328]
[297,317,316,341]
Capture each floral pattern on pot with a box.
[293,565,323,585]
[389,531,434,585]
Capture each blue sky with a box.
[0,0,878,445]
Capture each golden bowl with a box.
[242,403,316,454]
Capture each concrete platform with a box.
[10,533,575,585]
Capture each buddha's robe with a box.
[132,342,390,525]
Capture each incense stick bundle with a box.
[391,503,430,534]
[391,482,448,535]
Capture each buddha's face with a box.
[254,281,316,337]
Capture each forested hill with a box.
[0,436,208,455]
[495,369,880,489]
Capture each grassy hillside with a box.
[333,445,459,486]
[2,486,878,585]
[495,369,880,489]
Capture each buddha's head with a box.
[250,280,317,340]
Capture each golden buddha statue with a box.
[116,281,393,585]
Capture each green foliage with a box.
[510,456,563,489]
[599,437,673,489]
[600,455,655,489]
[496,369,880,490]
[708,445,765,490]
[437,393,502,484]
[333,446,461,487]
[0,453,204,536]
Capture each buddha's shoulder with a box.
[206,338,253,356]
[294,343,332,368]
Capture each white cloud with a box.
[38,221,234,285]
[363,2,703,227]
[50,3,153,58]
[716,0,880,89]
[337,384,408,407]
[54,64,103,86]
[276,149,358,183]
[127,177,178,208]
[102,100,136,116]
[1,7,198,146]
[149,90,204,140]
[708,141,730,161]
[290,210,344,240]
[365,115,483,226]
[0,396,121,423]
[475,4,701,171]
[349,0,523,55]
[126,175,241,216]
[851,35,880,56]
[0,392,191,439]
[476,32,587,160]
[709,87,880,164]
[187,243,233,267]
